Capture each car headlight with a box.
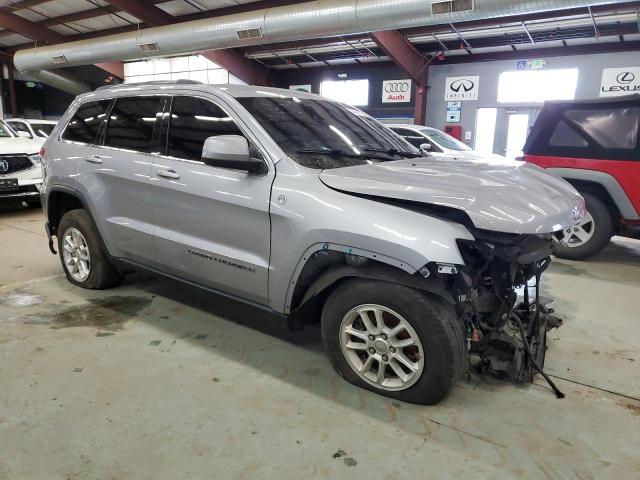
[28,153,41,165]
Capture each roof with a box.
[91,81,324,100]
[540,94,640,107]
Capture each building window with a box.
[320,79,369,106]
[497,68,578,103]
[123,55,247,85]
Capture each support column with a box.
[8,61,17,117]
[414,78,427,126]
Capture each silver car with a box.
[40,81,583,404]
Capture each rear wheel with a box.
[321,279,465,405]
[553,193,614,260]
[58,209,121,289]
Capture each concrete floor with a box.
[1,204,639,479]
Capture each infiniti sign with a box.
[600,67,640,97]
[0,159,8,173]
[445,75,479,101]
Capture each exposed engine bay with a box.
[450,229,564,396]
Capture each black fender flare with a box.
[296,263,454,310]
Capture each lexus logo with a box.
[0,159,8,173]
[450,79,475,92]
[616,72,635,84]
[384,82,409,93]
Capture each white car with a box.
[6,118,57,139]
[388,124,504,160]
[0,119,45,206]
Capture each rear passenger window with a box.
[549,120,588,148]
[391,128,427,149]
[167,96,243,161]
[62,100,110,144]
[565,108,640,150]
[104,97,164,153]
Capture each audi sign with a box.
[600,67,640,97]
[445,75,479,101]
[382,79,412,103]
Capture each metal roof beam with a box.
[104,0,273,85]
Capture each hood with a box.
[319,156,583,235]
[432,150,506,162]
[0,136,44,155]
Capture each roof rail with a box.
[96,79,203,91]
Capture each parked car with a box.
[387,124,504,160]
[0,119,45,207]
[40,82,583,404]
[6,118,57,139]
[523,94,640,259]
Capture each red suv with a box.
[523,94,640,259]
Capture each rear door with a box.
[150,94,273,304]
[77,95,166,264]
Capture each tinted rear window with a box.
[565,108,639,150]
[524,99,640,161]
[104,97,164,153]
[62,100,110,144]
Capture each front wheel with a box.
[553,193,614,260]
[321,279,465,405]
[58,209,121,289]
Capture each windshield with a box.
[31,123,55,137]
[0,120,15,138]
[237,96,419,169]
[421,127,471,151]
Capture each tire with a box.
[552,193,614,260]
[321,279,465,405]
[57,209,121,289]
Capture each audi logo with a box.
[450,79,475,93]
[616,72,635,84]
[385,82,409,93]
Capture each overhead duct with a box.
[14,0,619,73]
[27,69,91,95]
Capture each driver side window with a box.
[167,96,246,161]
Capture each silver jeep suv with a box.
[40,81,583,404]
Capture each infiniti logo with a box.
[616,72,635,84]
[0,159,8,173]
[450,79,475,92]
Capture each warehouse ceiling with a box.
[0,0,638,76]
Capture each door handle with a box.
[86,155,103,164]
[156,169,180,179]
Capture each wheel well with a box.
[563,179,621,228]
[47,191,84,235]
[289,250,453,318]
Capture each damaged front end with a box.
[443,230,564,395]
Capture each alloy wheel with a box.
[62,227,91,282]
[339,304,424,391]
[559,211,595,247]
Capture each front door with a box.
[77,96,164,264]
[150,94,273,305]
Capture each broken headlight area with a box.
[445,230,564,397]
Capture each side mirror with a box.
[419,142,432,152]
[201,135,265,174]
[16,131,32,139]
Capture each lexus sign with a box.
[382,79,411,103]
[445,75,479,101]
[600,67,640,97]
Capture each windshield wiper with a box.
[362,147,422,158]
[296,148,397,161]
